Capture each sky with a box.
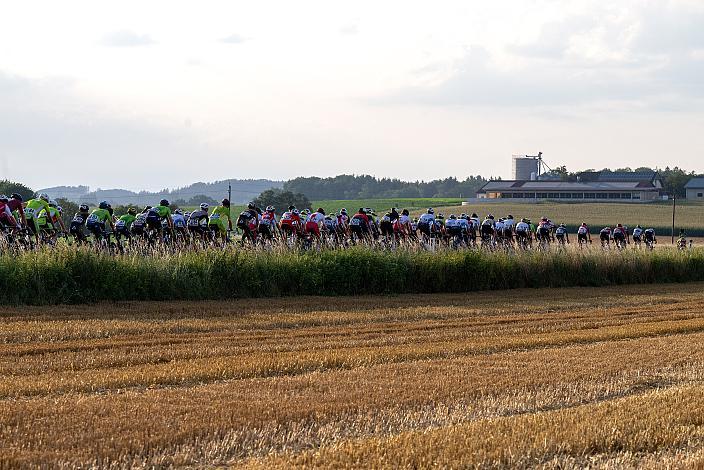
[1,0,703,191]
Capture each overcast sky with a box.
[2,0,703,191]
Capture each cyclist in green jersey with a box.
[115,207,137,241]
[86,201,115,240]
[209,198,232,242]
[145,199,173,233]
[24,194,52,242]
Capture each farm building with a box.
[685,178,704,200]
[476,171,662,202]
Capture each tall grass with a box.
[2,247,704,305]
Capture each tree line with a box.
[283,175,489,200]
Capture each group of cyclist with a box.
[0,193,690,252]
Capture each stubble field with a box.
[3,283,704,468]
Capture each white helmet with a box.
[200,203,209,210]
[39,193,49,202]
[49,199,57,207]
[56,206,63,214]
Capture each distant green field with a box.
[312,198,464,214]
[180,198,703,235]
[426,201,704,235]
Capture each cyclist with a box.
[644,227,656,249]
[305,208,326,241]
[515,218,531,248]
[445,214,463,246]
[555,223,569,245]
[236,202,261,243]
[536,217,552,244]
[613,223,628,249]
[349,208,370,241]
[209,199,232,242]
[24,194,52,243]
[480,214,495,244]
[4,194,27,229]
[187,203,210,240]
[577,222,591,246]
[677,229,688,249]
[0,195,18,229]
[145,199,174,241]
[171,209,188,241]
[599,226,612,247]
[280,206,303,239]
[393,209,412,240]
[632,225,644,248]
[37,200,66,241]
[416,208,434,237]
[69,204,91,244]
[258,206,278,240]
[115,207,138,243]
[86,201,115,242]
[131,207,150,239]
[379,212,394,238]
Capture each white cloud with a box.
[101,30,155,47]
[220,33,247,44]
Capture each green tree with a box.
[0,180,34,201]
[253,189,311,213]
[56,198,79,227]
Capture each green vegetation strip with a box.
[3,248,704,305]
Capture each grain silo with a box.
[512,154,541,180]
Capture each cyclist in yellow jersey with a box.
[24,194,52,243]
[209,198,232,242]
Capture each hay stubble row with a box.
[2,283,704,467]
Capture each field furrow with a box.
[2,283,704,467]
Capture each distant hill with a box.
[39,179,283,206]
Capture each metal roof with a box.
[597,171,657,182]
[685,177,704,189]
[477,180,659,193]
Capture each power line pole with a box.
[671,194,676,245]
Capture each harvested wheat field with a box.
[3,284,704,468]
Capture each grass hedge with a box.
[2,247,704,305]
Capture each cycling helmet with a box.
[340,208,347,215]
[637,224,642,229]
[49,199,57,207]
[617,223,623,227]
[288,205,296,211]
[0,195,7,202]
[471,213,478,218]
[143,205,152,212]
[293,209,300,215]
[449,214,457,219]
[200,203,209,210]
[39,193,49,202]
[488,214,494,220]
[79,204,89,212]
[560,223,566,227]
[99,201,109,210]
[221,198,230,207]
[247,202,255,210]
[541,216,547,222]
[402,209,409,216]
[56,206,63,214]
[266,205,274,212]
[581,222,587,226]
[174,209,183,215]
[317,207,325,215]
[160,199,169,207]
[427,208,434,214]
[10,193,23,202]
[521,218,528,223]
[437,213,444,218]
[127,207,137,215]
[460,213,466,218]
[507,214,513,219]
